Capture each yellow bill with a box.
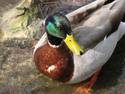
[64,34,84,55]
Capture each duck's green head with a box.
[45,13,83,55]
[45,13,71,39]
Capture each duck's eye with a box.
[58,23,71,35]
[59,25,64,30]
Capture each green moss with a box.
[10,15,29,32]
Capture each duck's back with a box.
[72,0,125,49]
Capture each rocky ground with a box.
[0,0,19,17]
[0,0,125,94]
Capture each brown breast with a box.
[34,43,74,82]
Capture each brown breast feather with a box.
[34,43,74,82]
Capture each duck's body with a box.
[34,22,125,84]
[34,0,125,84]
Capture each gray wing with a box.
[72,0,125,49]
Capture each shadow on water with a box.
[93,35,125,93]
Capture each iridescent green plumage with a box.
[45,13,71,39]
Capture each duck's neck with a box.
[47,33,63,48]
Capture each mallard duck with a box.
[34,0,125,93]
